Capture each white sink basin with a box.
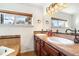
[48,37,74,45]
[0,46,15,56]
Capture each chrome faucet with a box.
[65,28,79,43]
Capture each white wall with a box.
[0,3,43,52]
[71,14,79,29]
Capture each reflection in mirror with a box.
[0,13,32,25]
[15,16,27,24]
[3,13,15,24]
[15,15,32,25]
[51,17,67,28]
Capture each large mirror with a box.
[0,13,32,25]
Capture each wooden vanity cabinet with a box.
[34,35,66,56]
[40,40,48,56]
[34,35,41,56]
[59,52,66,56]
[34,35,48,56]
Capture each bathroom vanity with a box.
[34,32,79,56]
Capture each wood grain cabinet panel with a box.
[41,48,48,56]
[44,43,59,56]
[34,36,41,56]
[59,52,66,56]
[40,40,48,56]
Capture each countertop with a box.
[0,35,20,56]
[57,32,79,36]
[34,31,79,36]
[35,34,79,56]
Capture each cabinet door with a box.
[40,40,48,56]
[44,43,59,56]
[34,36,41,56]
[41,48,48,56]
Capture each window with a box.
[51,18,67,28]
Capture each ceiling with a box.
[28,3,49,7]
[61,3,79,14]
[0,3,79,15]
[31,3,79,14]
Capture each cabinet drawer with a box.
[44,43,59,56]
[35,38,41,42]
[34,36,39,40]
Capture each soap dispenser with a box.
[47,30,52,37]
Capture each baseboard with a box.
[21,49,34,53]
